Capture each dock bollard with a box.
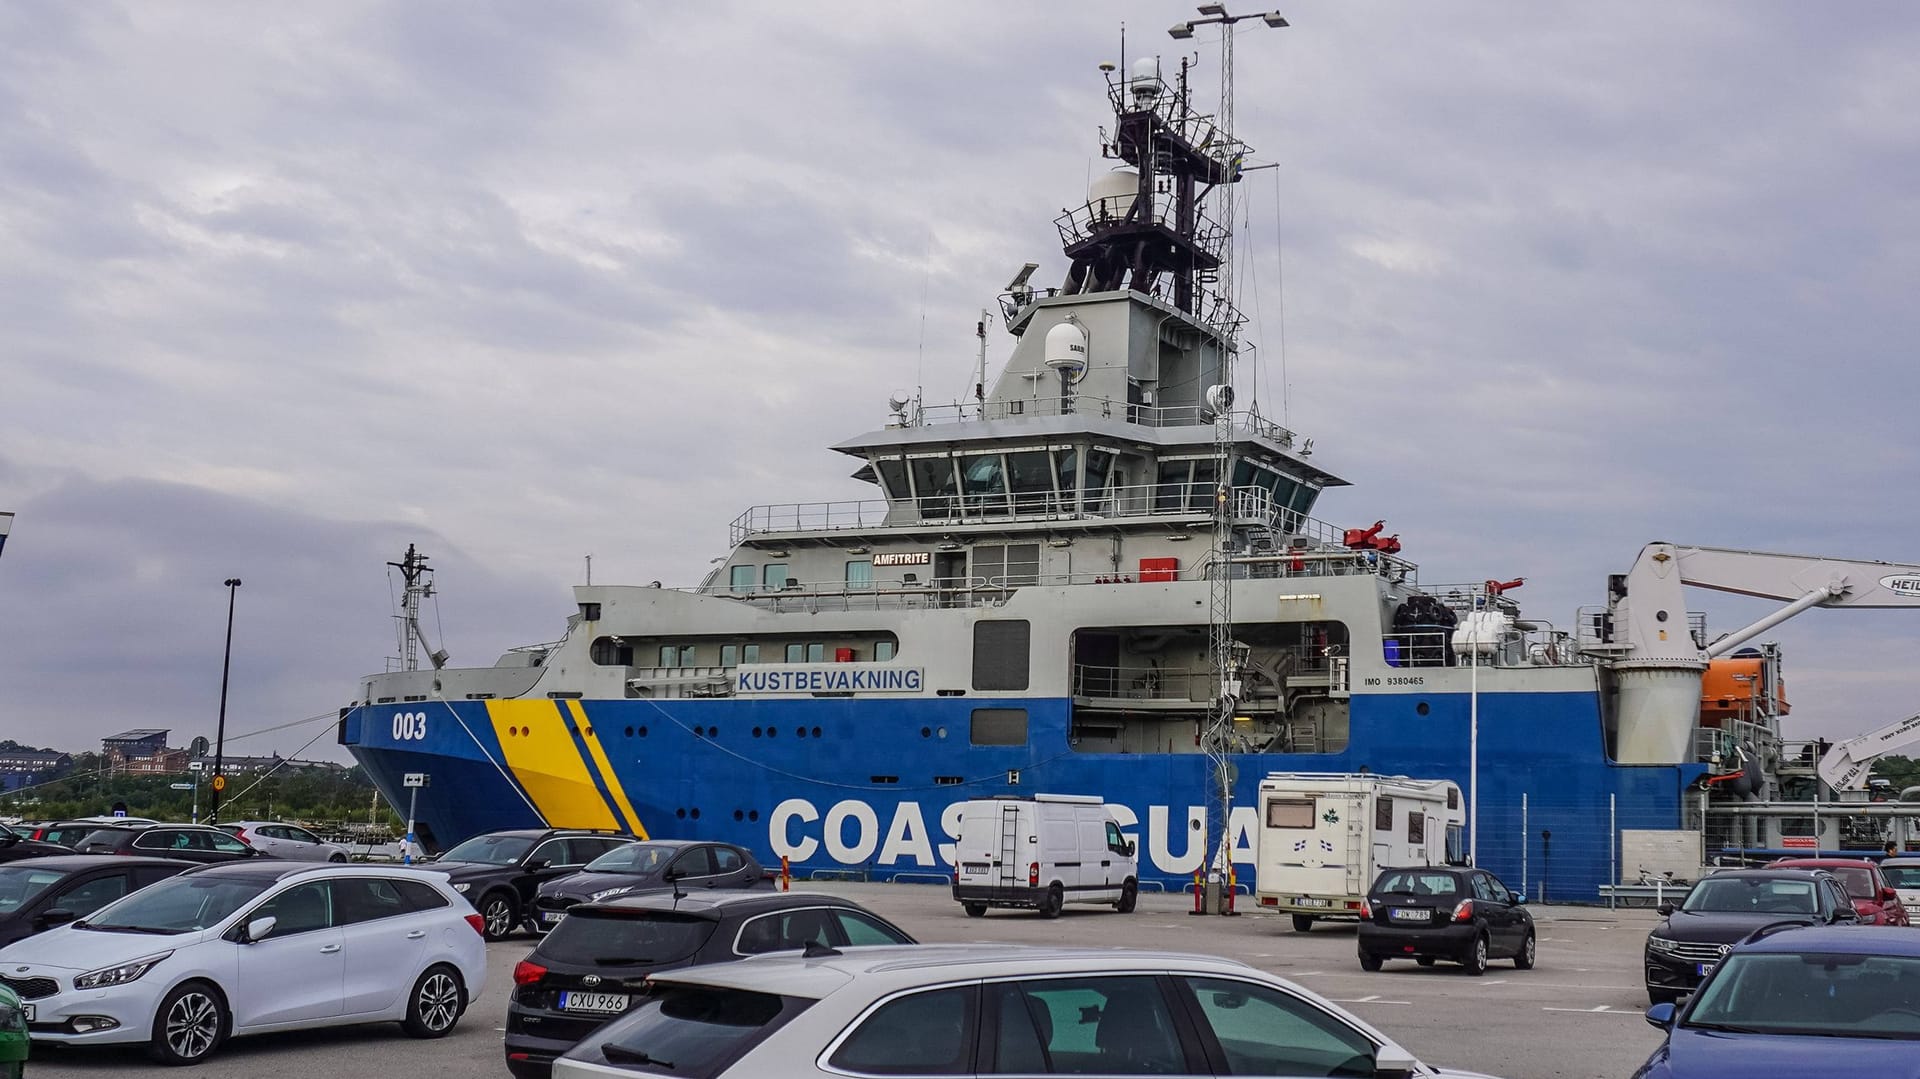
[1189,868,1204,915]
[781,855,791,892]
[1225,865,1240,916]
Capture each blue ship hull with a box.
[344,686,1704,904]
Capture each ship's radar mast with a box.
[389,543,449,672]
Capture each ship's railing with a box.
[732,481,1315,545]
[1054,197,1231,266]
[1073,664,1213,702]
[1379,627,1586,670]
[910,398,1298,446]
[1573,605,1711,652]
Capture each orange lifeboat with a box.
[1699,656,1789,726]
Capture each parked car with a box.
[1636,924,1920,1077]
[1644,868,1859,1004]
[1355,866,1535,975]
[507,891,914,1079]
[74,824,262,864]
[1767,857,1910,925]
[0,861,486,1064]
[1880,856,1920,923]
[219,821,352,862]
[0,826,70,865]
[430,829,636,940]
[0,983,24,1079]
[0,856,194,947]
[23,821,119,849]
[532,840,769,933]
[555,945,1497,1079]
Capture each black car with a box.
[0,855,193,947]
[430,829,637,940]
[1643,867,1859,1004]
[73,824,263,863]
[531,839,770,933]
[1356,865,1536,975]
[0,825,71,864]
[504,890,915,1079]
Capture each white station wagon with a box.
[0,861,486,1064]
[555,944,1499,1079]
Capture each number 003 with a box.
[392,712,428,741]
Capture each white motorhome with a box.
[950,794,1138,918]
[1254,772,1465,931]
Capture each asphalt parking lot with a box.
[27,882,1666,1079]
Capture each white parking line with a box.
[1328,995,1411,1005]
[1541,1004,1640,1015]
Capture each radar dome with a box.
[1088,169,1138,222]
[1044,321,1089,380]
[1130,58,1162,102]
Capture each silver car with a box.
[556,944,1500,1079]
[221,821,351,862]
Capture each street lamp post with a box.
[209,578,241,824]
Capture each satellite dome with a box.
[1088,169,1138,222]
[1044,321,1089,380]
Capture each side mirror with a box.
[662,868,685,882]
[244,915,278,943]
[1644,1002,1676,1029]
[36,908,77,929]
[1512,893,1528,905]
[1372,1043,1418,1079]
[1882,887,1900,902]
[1657,902,1675,917]
[1124,840,1136,857]
[527,858,552,872]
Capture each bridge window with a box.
[728,565,755,593]
[846,560,873,587]
[910,456,959,517]
[763,564,789,590]
[875,458,909,501]
[961,454,1008,515]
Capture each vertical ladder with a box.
[1345,796,1367,896]
[997,805,1020,887]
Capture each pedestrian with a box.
[1888,839,1901,860]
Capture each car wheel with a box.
[148,980,228,1065]
[328,853,348,863]
[401,964,466,1038]
[1464,934,1489,976]
[478,892,517,940]
[1116,879,1138,913]
[963,901,988,918]
[1041,883,1064,919]
[1415,957,1437,967]
[1514,931,1537,970]
[1291,914,1316,933]
[1359,950,1383,972]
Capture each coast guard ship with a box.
[337,29,1920,902]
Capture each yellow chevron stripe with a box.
[567,701,648,839]
[485,700,619,829]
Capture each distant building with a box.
[0,749,69,793]
[102,729,170,759]
[124,748,190,775]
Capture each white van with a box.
[950,794,1138,918]
[1253,772,1464,931]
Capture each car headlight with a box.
[0,1000,22,1031]
[590,886,634,902]
[75,951,174,989]
[452,882,471,893]
[1646,936,1680,956]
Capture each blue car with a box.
[1636,924,1920,1078]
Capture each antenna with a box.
[974,311,990,418]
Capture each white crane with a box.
[1817,712,1920,793]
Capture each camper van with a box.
[950,794,1138,918]
[1254,773,1465,931]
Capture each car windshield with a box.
[538,909,716,966]
[0,865,67,914]
[439,834,535,866]
[587,843,674,874]
[1883,865,1920,889]
[83,874,273,933]
[1373,871,1459,898]
[1687,953,1920,1039]
[1682,877,1817,914]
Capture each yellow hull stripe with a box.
[568,700,648,839]
[485,700,619,829]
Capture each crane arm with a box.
[1817,712,1920,792]
[1670,545,1920,608]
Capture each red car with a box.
[1768,857,1910,925]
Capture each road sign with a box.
[403,773,430,788]
[170,782,194,790]
[211,775,227,792]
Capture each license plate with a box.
[20,1003,31,1022]
[962,863,989,874]
[559,991,629,1014]
[541,911,564,923]
[1296,897,1332,907]
[1696,963,1716,977]
[1389,908,1431,922]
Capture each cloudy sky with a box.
[2,1,1917,765]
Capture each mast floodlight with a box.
[1198,3,1228,15]
[1169,22,1195,39]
